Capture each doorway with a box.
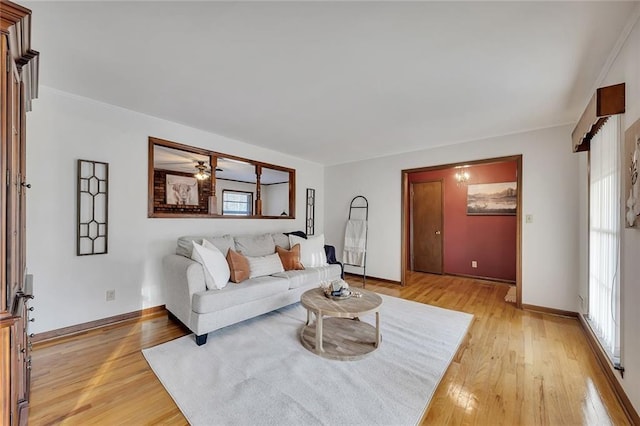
[401,155,523,307]
[410,180,443,274]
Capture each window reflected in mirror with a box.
[148,137,295,219]
[222,190,253,216]
[215,158,255,216]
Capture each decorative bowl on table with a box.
[322,280,361,300]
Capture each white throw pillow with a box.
[289,234,328,268]
[246,253,285,278]
[191,241,230,290]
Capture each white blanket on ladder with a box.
[343,219,367,267]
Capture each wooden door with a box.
[4,32,27,425]
[0,32,10,426]
[411,181,443,274]
[1,30,8,316]
[7,50,22,310]
[0,2,39,423]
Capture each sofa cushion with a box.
[177,235,235,258]
[271,270,314,290]
[204,235,236,257]
[271,233,290,250]
[234,234,276,257]
[192,276,289,313]
[272,264,342,290]
[316,263,343,283]
[247,253,284,278]
[289,234,328,267]
[191,241,230,290]
[226,249,250,283]
[276,244,304,271]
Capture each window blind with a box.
[588,114,621,363]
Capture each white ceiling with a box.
[25,1,638,165]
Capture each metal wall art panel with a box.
[306,188,315,236]
[77,159,109,255]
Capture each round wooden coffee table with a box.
[300,287,382,360]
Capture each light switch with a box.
[525,214,533,224]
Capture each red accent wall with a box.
[409,160,517,282]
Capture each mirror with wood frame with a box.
[148,137,296,218]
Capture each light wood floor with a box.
[29,273,630,425]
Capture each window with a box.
[588,114,621,364]
[222,190,253,216]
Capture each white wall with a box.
[26,86,324,334]
[577,153,589,313]
[591,13,640,415]
[262,183,290,216]
[325,124,581,312]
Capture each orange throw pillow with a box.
[226,249,250,283]
[276,244,305,271]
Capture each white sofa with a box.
[163,232,342,345]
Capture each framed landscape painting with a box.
[467,182,517,215]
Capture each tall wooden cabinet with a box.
[1,1,39,424]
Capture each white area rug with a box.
[143,294,473,425]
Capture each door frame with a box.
[409,179,444,274]
[401,155,523,308]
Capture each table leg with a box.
[316,311,323,352]
[306,309,312,326]
[375,311,381,348]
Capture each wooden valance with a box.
[571,83,625,152]
[1,0,39,111]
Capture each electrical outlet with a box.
[471,261,478,268]
[526,214,533,224]
[106,289,115,301]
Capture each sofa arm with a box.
[324,245,344,278]
[162,254,206,329]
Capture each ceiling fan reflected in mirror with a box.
[194,161,223,180]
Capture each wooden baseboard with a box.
[446,272,516,284]
[344,272,401,286]
[521,303,578,318]
[32,305,166,344]
[578,314,640,425]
